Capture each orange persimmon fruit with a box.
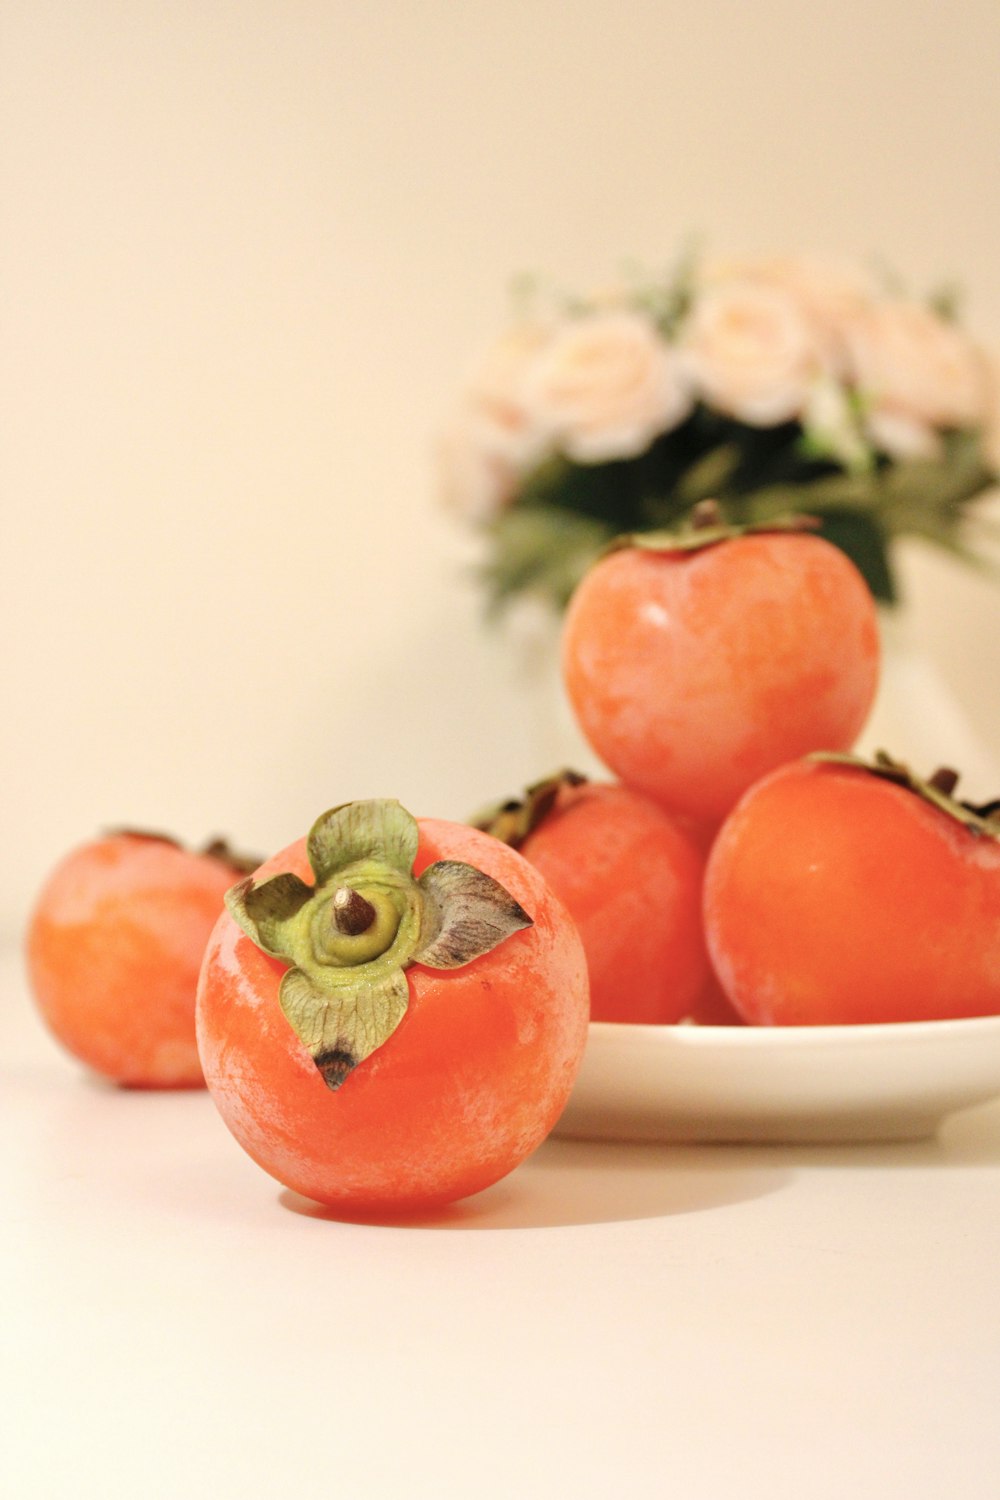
[26,831,253,1087]
[561,513,880,825]
[476,772,740,1024]
[703,754,1000,1025]
[196,799,589,1214]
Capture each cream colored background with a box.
[3,0,1000,935]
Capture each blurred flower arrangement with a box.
[439,250,1000,611]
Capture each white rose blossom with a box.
[701,255,877,378]
[864,409,943,463]
[436,407,524,522]
[441,259,999,528]
[677,279,821,426]
[437,322,553,519]
[844,298,989,459]
[524,309,692,463]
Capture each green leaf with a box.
[307,799,419,884]
[928,282,962,321]
[474,365,999,614]
[809,509,897,604]
[672,443,742,506]
[481,506,612,614]
[739,475,878,519]
[414,860,533,969]
[278,965,411,1091]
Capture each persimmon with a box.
[476,771,740,1024]
[196,799,589,1214]
[26,831,255,1087]
[561,509,880,824]
[703,753,1000,1025]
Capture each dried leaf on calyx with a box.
[104,828,263,875]
[471,769,589,849]
[225,798,533,1090]
[413,862,533,968]
[810,750,1000,841]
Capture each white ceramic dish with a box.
[554,1014,1000,1144]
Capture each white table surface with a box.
[4,943,1000,1500]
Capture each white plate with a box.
[554,1014,1000,1144]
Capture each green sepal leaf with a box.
[225,873,313,959]
[608,507,822,558]
[279,965,411,1091]
[307,799,419,885]
[413,861,533,969]
[480,505,614,616]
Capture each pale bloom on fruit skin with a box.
[677,279,822,426]
[524,309,692,463]
[438,321,554,519]
[844,298,989,458]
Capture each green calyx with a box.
[472,769,589,849]
[225,799,533,1092]
[811,750,1000,841]
[606,498,822,558]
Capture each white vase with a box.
[497,597,606,777]
[857,607,999,797]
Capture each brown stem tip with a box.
[332,887,377,937]
[927,767,960,798]
[690,498,723,529]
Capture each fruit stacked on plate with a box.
[480,503,1000,1028]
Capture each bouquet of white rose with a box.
[439,251,1000,611]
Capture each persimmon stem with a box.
[691,498,723,529]
[928,767,960,798]
[332,887,377,936]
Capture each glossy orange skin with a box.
[517,780,740,1024]
[562,533,879,824]
[704,759,1000,1024]
[196,819,589,1214]
[26,834,238,1086]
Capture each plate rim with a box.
[587,1013,1000,1049]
